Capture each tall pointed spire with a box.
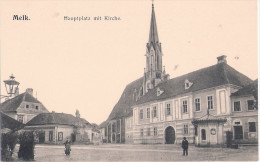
[148,3,159,43]
[143,2,165,95]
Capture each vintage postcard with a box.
[0,0,258,161]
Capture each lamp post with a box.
[1,74,20,100]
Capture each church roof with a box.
[26,112,90,127]
[0,92,48,112]
[231,79,258,97]
[134,62,252,105]
[107,77,144,121]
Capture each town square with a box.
[0,0,258,161]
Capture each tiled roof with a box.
[0,92,48,112]
[1,112,24,130]
[26,112,89,127]
[231,79,258,97]
[135,62,252,105]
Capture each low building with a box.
[0,88,49,124]
[25,112,94,144]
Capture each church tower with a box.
[143,3,168,95]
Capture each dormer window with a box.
[157,88,164,96]
[185,79,193,89]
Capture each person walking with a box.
[182,137,189,156]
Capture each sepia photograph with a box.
[0,0,258,161]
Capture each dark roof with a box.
[101,62,252,128]
[1,112,24,130]
[135,62,252,105]
[107,77,144,120]
[26,112,89,127]
[231,79,258,97]
[0,92,48,112]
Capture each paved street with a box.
[12,144,258,161]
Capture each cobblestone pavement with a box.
[12,144,258,161]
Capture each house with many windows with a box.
[0,88,49,124]
[131,56,255,145]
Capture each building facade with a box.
[0,88,49,124]
[230,80,258,143]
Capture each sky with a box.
[0,0,257,125]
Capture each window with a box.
[140,129,144,137]
[58,132,63,141]
[49,131,53,141]
[26,104,29,108]
[147,128,151,136]
[183,124,188,135]
[166,103,171,115]
[195,98,200,111]
[182,100,188,113]
[247,100,255,110]
[147,108,150,119]
[140,109,143,119]
[207,96,213,109]
[153,106,157,118]
[234,101,241,111]
[201,129,206,140]
[17,115,23,123]
[154,127,157,136]
[35,106,39,110]
[249,122,256,132]
[184,79,193,89]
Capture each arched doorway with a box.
[165,126,175,144]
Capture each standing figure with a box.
[64,138,71,155]
[182,137,189,156]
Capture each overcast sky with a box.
[0,0,257,124]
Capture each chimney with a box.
[217,55,227,64]
[26,88,33,96]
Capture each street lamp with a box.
[1,74,20,99]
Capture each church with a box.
[99,4,258,146]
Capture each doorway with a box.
[234,126,243,140]
[39,131,45,143]
[165,126,175,144]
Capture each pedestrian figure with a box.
[64,138,71,155]
[182,137,189,156]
